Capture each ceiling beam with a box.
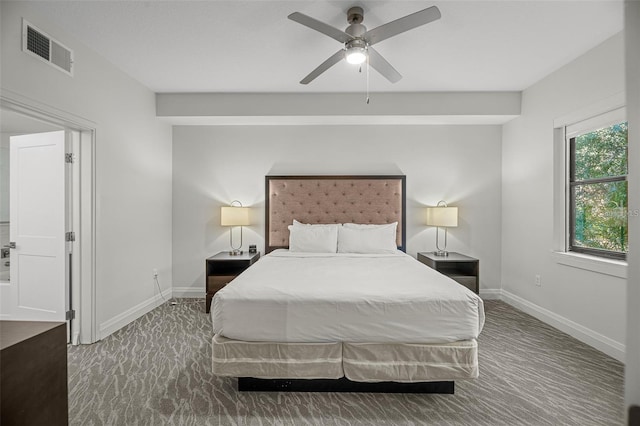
[156,92,521,125]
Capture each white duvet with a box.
[212,250,485,343]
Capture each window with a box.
[568,116,628,260]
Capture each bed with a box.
[211,175,485,393]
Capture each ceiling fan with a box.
[288,5,441,85]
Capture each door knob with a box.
[3,242,16,249]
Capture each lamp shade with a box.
[426,206,458,227]
[221,206,250,226]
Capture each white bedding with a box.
[212,250,485,343]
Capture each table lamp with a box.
[426,201,458,256]
[221,201,250,255]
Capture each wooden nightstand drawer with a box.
[208,275,235,291]
[205,251,260,313]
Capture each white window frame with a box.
[552,93,627,278]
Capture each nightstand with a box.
[417,252,479,294]
[205,251,260,313]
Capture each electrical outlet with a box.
[535,274,541,286]
[153,269,158,278]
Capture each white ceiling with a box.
[22,1,623,94]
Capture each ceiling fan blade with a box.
[288,12,354,43]
[367,47,402,83]
[300,49,345,84]
[364,6,441,46]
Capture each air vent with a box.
[22,19,74,76]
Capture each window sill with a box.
[551,251,627,279]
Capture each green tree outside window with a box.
[570,121,628,258]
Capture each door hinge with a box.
[66,231,76,242]
[65,153,75,163]
[66,310,76,321]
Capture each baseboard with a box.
[99,288,172,339]
[501,289,625,363]
[479,288,502,300]
[172,287,203,298]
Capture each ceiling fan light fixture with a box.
[345,46,367,64]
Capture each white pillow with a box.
[292,219,338,228]
[343,222,398,230]
[288,223,339,253]
[337,222,398,254]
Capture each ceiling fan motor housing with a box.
[345,23,367,38]
[345,39,367,51]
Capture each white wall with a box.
[501,33,626,361]
[1,2,173,338]
[172,125,502,298]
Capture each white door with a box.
[6,130,67,321]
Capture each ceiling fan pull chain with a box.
[366,55,370,104]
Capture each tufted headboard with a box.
[265,175,406,253]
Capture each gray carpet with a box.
[68,300,624,425]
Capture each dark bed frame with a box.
[238,377,454,394]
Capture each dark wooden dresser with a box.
[0,321,68,426]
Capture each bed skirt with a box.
[212,334,478,382]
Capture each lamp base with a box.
[229,249,244,256]
[433,250,449,257]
